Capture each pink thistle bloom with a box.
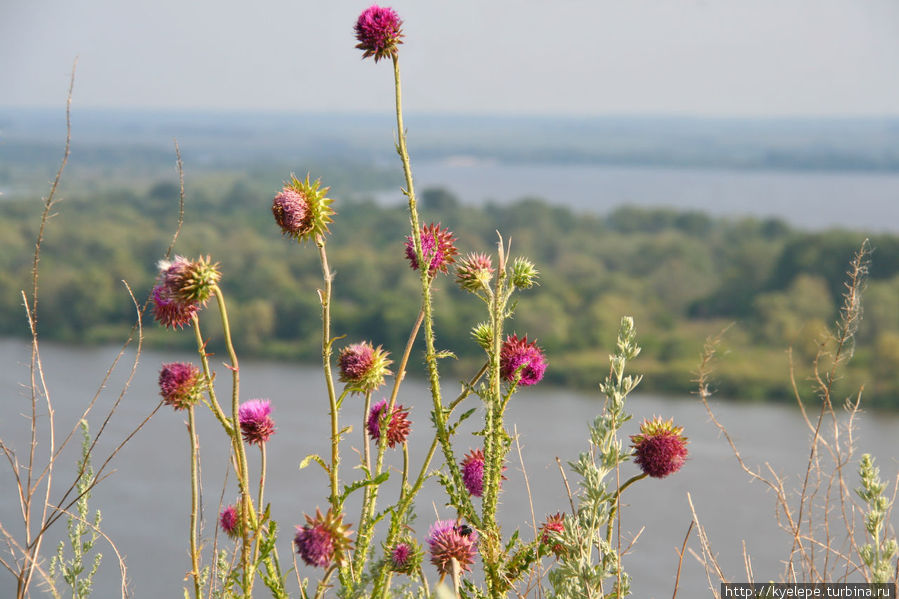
[405,223,458,275]
[388,538,423,575]
[238,399,275,445]
[354,5,404,62]
[337,342,392,394]
[272,175,335,243]
[219,504,239,538]
[427,520,478,576]
[272,188,311,238]
[158,362,205,410]
[460,449,485,497]
[294,508,353,568]
[630,417,689,478]
[539,513,566,557]
[500,334,547,387]
[455,252,494,292]
[152,283,198,329]
[367,400,411,448]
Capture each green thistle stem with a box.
[187,407,202,599]
[191,315,232,435]
[606,473,647,545]
[211,283,256,595]
[315,235,341,513]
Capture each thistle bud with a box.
[511,257,539,289]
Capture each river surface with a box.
[375,161,899,233]
[1,338,897,598]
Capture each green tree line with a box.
[2,178,898,407]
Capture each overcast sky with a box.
[3,0,899,117]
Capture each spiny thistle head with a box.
[471,322,493,351]
[539,513,566,557]
[163,255,221,305]
[219,504,240,539]
[238,399,275,445]
[511,257,539,289]
[152,256,209,329]
[272,174,334,243]
[455,252,495,292]
[500,334,547,387]
[387,538,424,575]
[427,520,478,576]
[630,417,688,478]
[367,399,411,448]
[158,362,205,410]
[338,342,393,394]
[294,508,353,568]
[461,449,485,497]
[354,5,404,63]
[405,223,458,275]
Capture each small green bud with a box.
[511,257,539,289]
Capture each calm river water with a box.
[1,338,897,598]
[376,161,899,233]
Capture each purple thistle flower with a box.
[427,520,478,576]
[461,449,485,497]
[405,223,458,275]
[388,538,423,575]
[354,5,404,62]
[219,504,239,538]
[338,342,392,394]
[158,362,205,410]
[294,508,353,568]
[238,399,275,445]
[272,188,311,237]
[500,334,547,387]
[367,400,411,448]
[152,282,198,329]
[630,417,689,478]
[271,176,334,243]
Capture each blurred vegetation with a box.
[2,178,898,408]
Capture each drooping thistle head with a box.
[386,538,424,575]
[630,417,688,478]
[152,255,219,329]
[337,342,393,394]
[163,254,221,305]
[219,504,240,539]
[238,399,275,445]
[500,334,547,387]
[455,252,494,292]
[158,362,206,410]
[427,520,478,576]
[272,174,334,243]
[294,508,353,568]
[405,222,458,275]
[354,5,404,63]
[367,399,411,448]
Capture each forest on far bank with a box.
[2,177,898,408]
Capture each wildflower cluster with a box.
[142,8,694,599]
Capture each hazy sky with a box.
[3,0,899,116]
